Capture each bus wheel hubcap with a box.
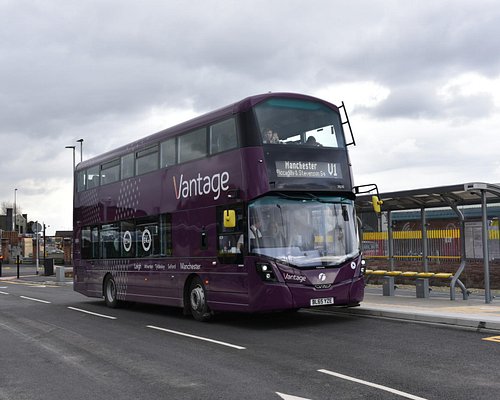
[190,286,205,311]
[107,280,116,301]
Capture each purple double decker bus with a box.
[73,92,364,321]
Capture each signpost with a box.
[32,221,42,275]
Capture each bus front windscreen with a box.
[247,195,359,268]
[253,98,346,148]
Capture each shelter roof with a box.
[355,182,500,213]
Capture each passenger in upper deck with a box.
[306,136,322,146]
[262,128,280,144]
[262,128,274,144]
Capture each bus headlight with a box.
[256,263,276,282]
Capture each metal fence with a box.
[362,228,500,264]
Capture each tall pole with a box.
[43,223,46,267]
[77,139,84,163]
[13,188,17,231]
[481,190,492,304]
[35,221,40,274]
[421,207,428,273]
[65,145,76,270]
[65,146,76,171]
[387,210,394,271]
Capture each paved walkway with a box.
[337,286,500,331]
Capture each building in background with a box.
[0,208,72,265]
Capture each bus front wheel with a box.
[104,275,120,308]
[189,277,212,322]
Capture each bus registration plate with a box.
[310,297,334,306]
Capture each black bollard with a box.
[17,255,20,279]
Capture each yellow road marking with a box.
[482,336,500,343]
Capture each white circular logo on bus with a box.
[351,261,357,270]
[142,229,152,252]
[318,273,326,282]
[123,231,132,252]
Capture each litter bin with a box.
[44,258,55,276]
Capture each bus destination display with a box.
[275,161,342,179]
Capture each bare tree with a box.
[1,201,22,215]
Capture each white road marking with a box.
[68,307,117,320]
[318,369,428,400]
[19,296,51,304]
[0,291,9,295]
[147,325,246,350]
[6,281,55,287]
[276,392,313,400]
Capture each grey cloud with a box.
[3,0,500,137]
[2,0,500,231]
[356,84,496,121]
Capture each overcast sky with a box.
[1,0,500,235]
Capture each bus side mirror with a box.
[223,210,236,228]
[372,196,383,213]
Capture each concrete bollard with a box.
[55,265,66,282]
[416,278,430,298]
[382,276,395,296]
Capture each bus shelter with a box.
[356,182,500,303]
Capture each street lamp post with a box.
[43,223,47,268]
[13,188,17,232]
[77,139,84,163]
[35,221,40,274]
[65,145,76,171]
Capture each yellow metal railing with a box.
[363,229,499,240]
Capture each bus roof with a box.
[76,92,339,171]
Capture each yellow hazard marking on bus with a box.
[482,336,500,343]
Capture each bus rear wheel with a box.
[189,277,212,322]
[104,275,120,308]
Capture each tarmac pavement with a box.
[2,264,500,331]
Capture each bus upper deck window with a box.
[254,98,345,148]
